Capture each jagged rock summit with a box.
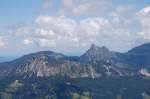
[80,44,114,63]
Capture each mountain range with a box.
[1,43,150,99]
[1,43,150,78]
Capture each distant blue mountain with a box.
[0,56,17,62]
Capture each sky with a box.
[0,0,150,56]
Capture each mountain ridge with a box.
[0,43,150,78]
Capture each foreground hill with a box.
[0,76,150,99]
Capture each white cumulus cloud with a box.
[5,2,150,55]
[10,15,139,53]
[137,6,150,41]
[0,37,5,48]
[59,0,113,16]
[23,39,33,45]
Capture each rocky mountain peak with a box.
[80,44,112,63]
[90,44,97,49]
[89,44,109,53]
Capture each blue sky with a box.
[0,0,150,57]
[0,0,149,27]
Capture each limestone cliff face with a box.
[11,52,92,78]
